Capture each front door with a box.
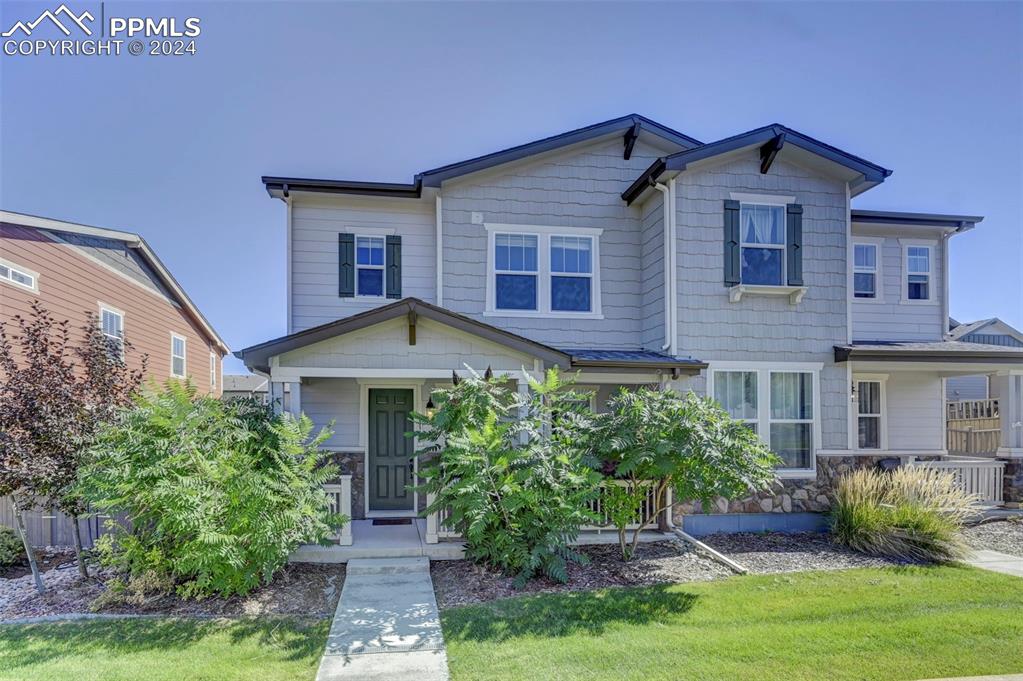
[367,389,415,513]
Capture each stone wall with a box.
[673,455,893,522]
[1003,459,1023,509]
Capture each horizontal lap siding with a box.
[441,139,663,350]
[290,197,436,331]
[302,377,361,448]
[851,233,944,341]
[675,154,849,450]
[1,224,221,394]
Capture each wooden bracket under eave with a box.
[759,133,785,174]
[408,309,417,345]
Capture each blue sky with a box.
[2,1,1020,373]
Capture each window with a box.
[740,203,785,285]
[356,236,385,297]
[853,243,878,299]
[0,259,37,292]
[210,352,217,388]
[486,225,602,316]
[713,371,758,432]
[99,305,124,358]
[856,380,883,449]
[710,363,819,475]
[494,233,538,310]
[903,242,933,301]
[171,334,187,378]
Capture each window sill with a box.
[484,310,604,320]
[900,298,939,306]
[728,284,807,304]
[852,296,885,304]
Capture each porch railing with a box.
[425,480,670,544]
[947,399,999,421]
[323,476,353,546]
[947,425,1001,456]
[909,457,1005,506]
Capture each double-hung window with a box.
[99,305,124,358]
[740,203,785,285]
[710,364,820,475]
[0,258,37,292]
[171,334,187,378]
[356,236,385,297]
[856,379,884,450]
[853,243,878,299]
[487,225,602,316]
[905,244,932,301]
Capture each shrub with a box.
[0,526,24,567]
[416,369,602,585]
[831,465,979,562]
[78,382,345,599]
[597,388,778,559]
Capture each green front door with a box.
[367,389,415,512]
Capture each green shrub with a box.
[416,369,602,585]
[0,525,24,567]
[78,382,346,599]
[831,466,979,562]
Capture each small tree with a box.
[415,368,602,585]
[598,388,778,560]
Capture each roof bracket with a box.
[407,309,417,346]
[623,122,640,160]
[759,133,785,174]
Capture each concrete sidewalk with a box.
[316,557,448,681]
[965,550,1023,578]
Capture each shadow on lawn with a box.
[441,583,697,643]
[0,617,327,672]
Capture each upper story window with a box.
[853,243,878,299]
[905,244,932,301]
[740,203,785,286]
[485,224,602,318]
[171,333,187,378]
[0,258,38,292]
[99,304,124,358]
[338,232,401,299]
[356,236,385,297]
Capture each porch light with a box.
[425,397,436,419]
[850,382,858,402]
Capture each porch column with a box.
[268,381,286,415]
[995,371,1023,458]
[288,381,302,417]
[517,378,530,444]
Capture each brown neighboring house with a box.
[0,210,229,395]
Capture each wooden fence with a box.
[0,498,120,549]
[947,399,1001,456]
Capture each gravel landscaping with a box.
[700,531,919,573]
[961,517,1023,557]
[0,560,345,621]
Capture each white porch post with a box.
[288,381,302,417]
[268,381,286,415]
[517,376,530,444]
[425,492,439,544]
[338,475,353,546]
[995,371,1023,458]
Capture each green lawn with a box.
[442,566,1023,681]
[0,617,328,681]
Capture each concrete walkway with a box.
[316,557,448,681]
[965,550,1023,578]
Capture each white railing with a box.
[948,399,999,421]
[424,480,669,544]
[323,476,353,546]
[910,458,1005,506]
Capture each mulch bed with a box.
[0,561,345,622]
[961,517,1023,557]
[432,539,732,609]
[700,531,919,573]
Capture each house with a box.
[237,114,1023,544]
[222,373,291,411]
[0,210,229,395]
[946,318,1023,400]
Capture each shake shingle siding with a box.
[674,153,850,450]
[440,138,663,349]
[640,193,666,351]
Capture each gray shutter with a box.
[385,235,402,299]
[338,233,355,297]
[786,204,803,286]
[723,200,741,286]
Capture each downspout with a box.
[652,182,672,351]
[940,231,951,339]
[667,177,678,356]
[435,194,444,306]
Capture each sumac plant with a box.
[415,369,601,585]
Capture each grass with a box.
[0,616,328,681]
[442,566,1023,681]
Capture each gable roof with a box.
[263,114,701,199]
[948,318,1023,344]
[623,124,892,204]
[0,210,229,354]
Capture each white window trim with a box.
[851,373,888,451]
[852,237,885,303]
[355,234,387,299]
[483,223,603,319]
[707,361,822,478]
[210,352,218,388]
[170,332,187,378]
[0,257,39,292]
[98,303,125,357]
[900,238,938,305]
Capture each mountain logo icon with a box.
[2,4,95,37]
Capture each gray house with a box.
[238,115,1023,542]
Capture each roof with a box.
[835,340,1023,363]
[0,210,229,354]
[623,124,892,204]
[263,114,701,199]
[948,317,1023,344]
[236,298,707,374]
[852,209,983,232]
